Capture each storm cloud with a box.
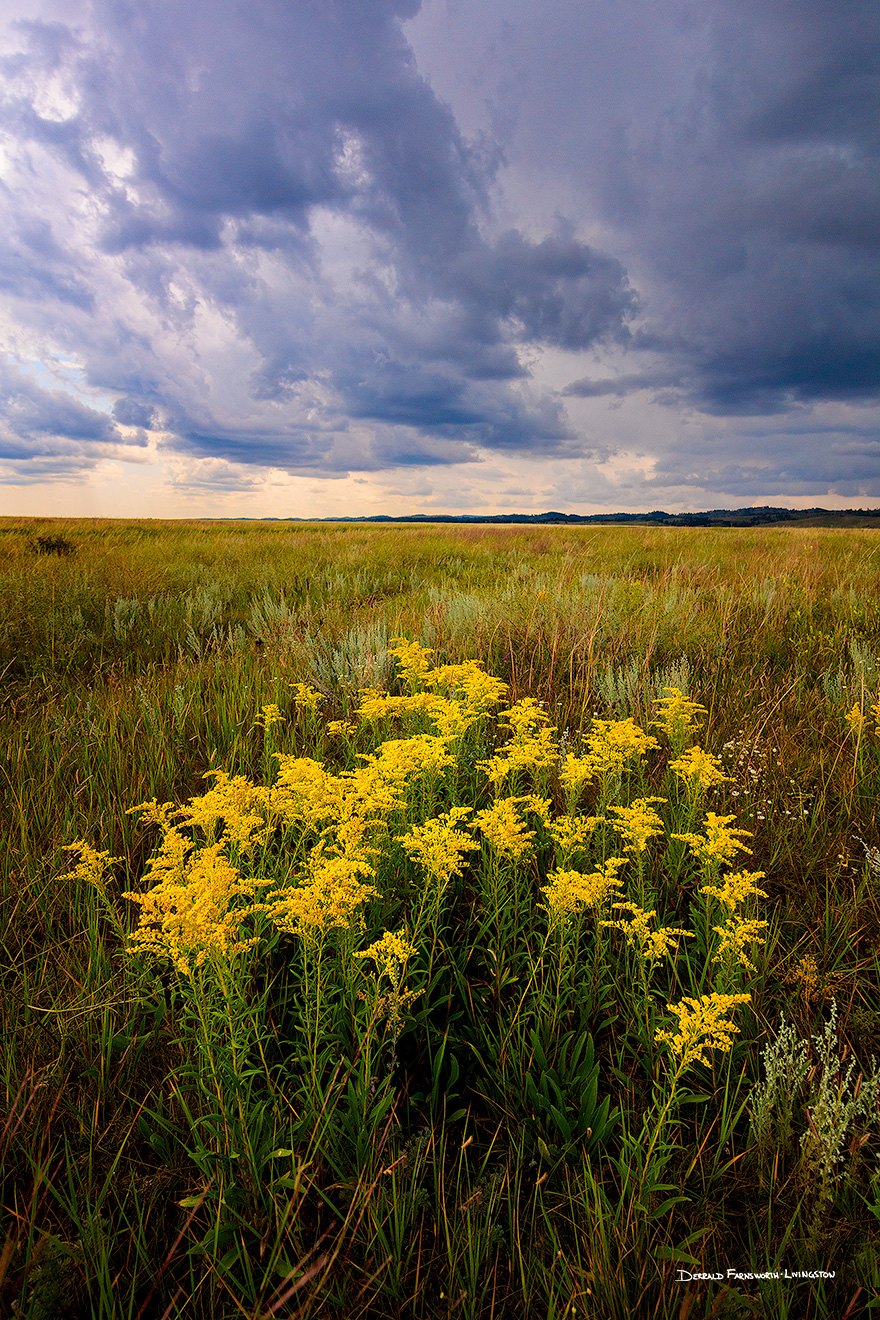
[1,0,879,508]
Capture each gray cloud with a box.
[0,0,639,482]
[2,0,880,504]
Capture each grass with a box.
[2,517,880,1319]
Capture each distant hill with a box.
[238,506,880,527]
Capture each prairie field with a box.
[3,517,880,1320]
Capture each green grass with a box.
[2,518,880,1319]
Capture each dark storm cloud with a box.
[0,0,639,480]
[3,0,880,500]
[618,0,880,414]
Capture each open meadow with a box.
[3,517,880,1320]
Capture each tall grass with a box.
[2,519,880,1318]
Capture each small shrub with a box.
[31,534,76,557]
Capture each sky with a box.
[1,0,879,518]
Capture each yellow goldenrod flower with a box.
[608,797,666,855]
[651,688,707,751]
[539,857,628,920]
[499,697,552,739]
[428,698,478,741]
[398,807,478,886]
[123,842,262,976]
[655,992,751,1070]
[846,704,865,736]
[584,718,660,783]
[260,854,378,939]
[177,770,275,851]
[361,734,454,787]
[292,683,324,715]
[699,868,768,912]
[474,797,538,860]
[128,799,177,829]
[672,812,752,871]
[271,757,345,829]
[559,753,596,807]
[668,746,732,793]
[63,840,121,897]
[327,719,356,737]
[256,703,285,729]
[354,928,417,978]
[711,916,769,972]
[425,661,508,714]
[548,813,604,864]
[389,637,434,691]
[357,689,439,724]
[600,901,693,966]
[355,930,420,1040]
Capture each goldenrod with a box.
[548,813,604,864]
[63,840,121,898]
[398,807,478,886]
[123,842,263,976]
[655,992,751,1069]
[672,812,752,872]
[389,637,434,691]
[608,796,666,855]
[583,718,659,783]
[651,688,707,753]
[474,797,538,861]
[699,868,768,912]
[354,929,419,1041]
[256,702,285,729]
[559,753,596,808]
[540,857,628,921]
[260,855,378,939]
[178,770,275,851]
[669,746,732,794]
[845,704,865,736]
[291,683,324,715]
[711,916,769,972]
[601,901,693,967]
[425,660,508,713]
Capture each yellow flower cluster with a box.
[673,812,752,872]
[559,753,596,808]
[354,929,420,1036]
[548,813,604,865]
[699,868,769,972]
[474,797,540,861]
[846,704,865,735]
[655,992,751,1070]
[583,718,660,784]
[292,683,325,715]
[651,688,707,752]
[260,853,378,941]
[354,928,417,979]
[398,807,477,886]
[608,796,666,855]
[424,661,508,714]
[700,869,768,912]
[256,703,285,730]
[177,770,275,852]
[389,637,435,691]
[601,901,693,967]
[482,699,559,788]
[122,838,264,976]
[63,839,121,898]
[668,746,732,794]
[710,917,769,974]
[540,857,628,921]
